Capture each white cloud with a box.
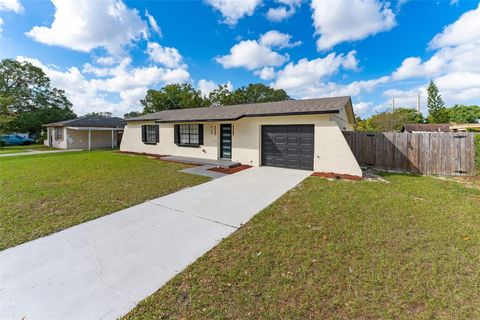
[259,30,301,49]
[146,42,185,68]
[205,0,262,25]
[198,79,233,97]
[273,51,359,90]
[266,7,290,22]
[255,67,276,80]
[16,55,190,116]
[216,39,289,70]
[26,0,148,55]
[95,56,117,66]
[266,0,301,22]
[216,30,301,72]
[0,0,23,13]
[429,3,480,49]
[0,0,23,33]
[311,0,396,50]
[145,9,162,37]
[391,4,480,104]
[353,101,373,115]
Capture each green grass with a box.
[124,174,480,320]
[0,144,56,155]
[0,151,209,250]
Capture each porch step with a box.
[162,156,241,169]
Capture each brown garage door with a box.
[261,125,314,170]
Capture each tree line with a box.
[355,81,480,131]
[0,59,76,138]
[1,58,478,138]
[0,58,290,138]
[124,83,290,118]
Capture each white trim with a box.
[66,127,124,131]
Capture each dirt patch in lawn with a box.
[311,171,362,181]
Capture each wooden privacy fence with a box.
[343,132,477,176]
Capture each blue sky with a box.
[1,0,479,117]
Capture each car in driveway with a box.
[0,134,36,146]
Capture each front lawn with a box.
[0,151,209,250]
[124,174,480,319]
[0,144,56,155]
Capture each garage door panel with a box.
[261,125,314,171]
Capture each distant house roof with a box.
[44,117,126,128]
[401,123,450,132]
[128,96,353,123]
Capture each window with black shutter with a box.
[141,125,159,144]
[174,124,203,147]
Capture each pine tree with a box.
[427,80,448,123]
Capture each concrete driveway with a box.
[0,167,311,320]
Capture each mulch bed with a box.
[208,165,252,174]
[311,172,362,181]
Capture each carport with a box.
[67,127,124,150]
[43,117,125,150]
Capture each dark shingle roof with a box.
[44,117,126,128]
[401,124,450,132]
[128,96,352,123]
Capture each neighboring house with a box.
[120,96,362,177]
[43,117,126,150]
[402,123,480,133]
[401,124,451,133]
[449,123,480,132]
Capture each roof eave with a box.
[153,110,340,123]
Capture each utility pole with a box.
[391,98,395,112]
[416,93,421,113]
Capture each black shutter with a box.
[198,124,204,145]
[174,125,179,144]
[141,125,146,142]
[155,125,159,142]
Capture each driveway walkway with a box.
[0,167,311,320]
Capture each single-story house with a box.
[121,97,362,176]
[449,123,480,132]
[401,123,451,133]
[43,117,126,150]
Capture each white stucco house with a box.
[43,117,126,150]
[120,96,362,177]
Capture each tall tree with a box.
[208,83,290,106]
[447,105,480,123]
[208,84,236,106]
[9,106,76,137]
[233,83,291,104]
[124,111,142,119]
[141,83,208,113]
[0,59,74,135]
[82,112,112,119]
[355,108,425,132]
[427,80,448,123]
[0,59,72,113]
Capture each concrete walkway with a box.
[0,149,83,157]
[0,167,311,320]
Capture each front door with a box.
[220,124,232,159]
